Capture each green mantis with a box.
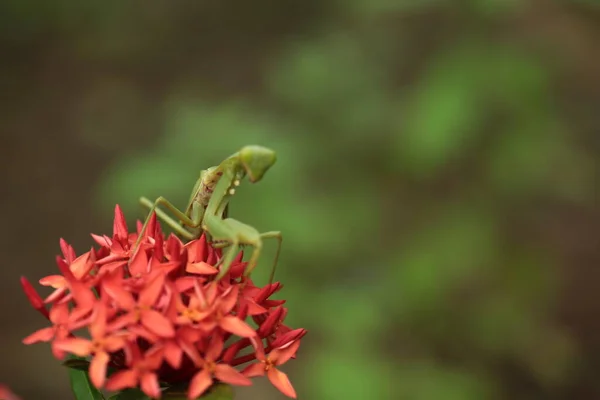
[133,145,282,283]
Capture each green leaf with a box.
[94,100,290,218]
[394,361,495,400]
[163,383,234,400]
[393,47,484,177]
[63,358,91,372]
[310,351,394,399]
[267,32,387,132]
[199,384,234,400]
[341,0,446,17]
[386,203,498,313]
[107,388,150,400]
[67,356,105,400]
[311,287,385,351]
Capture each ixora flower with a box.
[0,384,22,400]
[21,205,307,400]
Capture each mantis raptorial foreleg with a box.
[207,231,281,283]
[203,214,282,282]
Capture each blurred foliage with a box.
[3,0,599,399]
[93,2,597,399]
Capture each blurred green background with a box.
[2,1,599,399]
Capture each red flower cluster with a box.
[21,206,306,399]
[0,384,21,400]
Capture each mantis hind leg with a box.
[262,231,282,284]
[133,196,201,253]
[139,197,196,240]
[243,231,282,284]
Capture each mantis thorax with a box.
[194,166,224,209]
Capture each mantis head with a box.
[239,145,277,183]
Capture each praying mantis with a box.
[133,145,282,283]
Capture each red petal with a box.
[179,338,203,367]
[165,234,183,261]
[197,319,218,332]
[263,299,286,308]
[96,260,128,275]
[142,309,175,338]
[38,275,66,288]
[241,362,265,378]
[246,300,268,316]
[113,204,129,241]
[186,261,218,275]
[164,340,183,369]
[68,306,94,328]
[43,287,67,304]
[267,368,297,398]
[51,342,67,360]
[177,326,203,343]
[71,285,97,311]
[185,236,208,263]
[237,303,249,321]
[219,316,256,338]
[103,336,126,353]
[20,276,50,319]
[59,238,76,263]
[102,278,136,310]
[255,282,282,304]
[205,334,224,361]
[139,273,165,307]
[221,338,250,363]
[0,384,22,400]
[174,276,196,293]
[214,364,252,386]
[22,327,55,344]
[95,252,127,266]
[233,251,244,264]
[207,245,219,266]
[257,307,284,338]
[188,369,213,399]
[127,324,159,344]
[140,372,161,399]
[270,329,308,349]
[249,336,266,361]
[49,302,70,324]
[145,212,157,242]
[91,233,111,248]
[69,252,94,280]
[89,351,109,388]
[128,247,149,276]
[219,285,239,313]
[53,338,92,356]
[55,257,96,309]
[273,340,301,366]
[105,369,138,391]
[202,281,218,304]
[152,229,164,260]
[89,303,108,339]
[153,259,180,277]
[144,346,165,369]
